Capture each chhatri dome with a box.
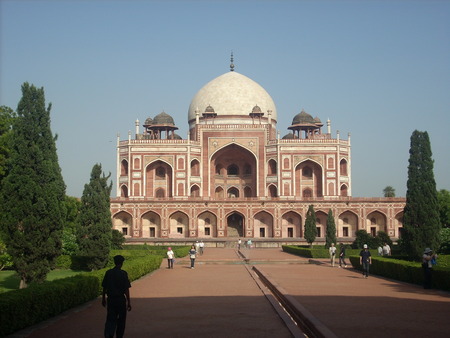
[188,59,277,123]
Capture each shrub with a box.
[0,252,163,336]
[348,255,450,291]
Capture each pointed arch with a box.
[268,184,277,198]
[366,211,387,236]
[191,159,200,176]
[169,211,189,238]
[254,211,274,238]
[145,160,173,197]
[295,159,323,197]
[338,210,359,238]
[190,184,200,197]
[120,184,128,198]
[282,211,302,238]
[198,211,218,237]
[112,211,132,237]
[340,158,348,176]
[141,211,161,238]
[226,211,245,237]
[268,159,277,176]
[120,159,128,176]
[210,143,257,198]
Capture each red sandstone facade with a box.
[110,66,405,242]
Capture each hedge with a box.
[282,245,360,258]
[348,255,450,291]
[0,253,163,337]
[283,245,450,292]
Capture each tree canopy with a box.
[0,105,16,181]
[77,163,112,270]
[383,186,396,197]
[325,209,337,248]
[304,205,317,247]
[437,189,450,228]
[401,130,441,258]
[0,83,66,288]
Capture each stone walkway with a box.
[9,248,450,338]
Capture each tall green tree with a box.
[401,130,441,258]
[77,163,112,270]
[304,205,317,247]
[383,186,396,197]
[325,209,337,248]
[0,83,66,288]
[0,105,16,181]
[437,189,450,228]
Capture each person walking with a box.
[329,243,337,267]
[102,255,132,338]
[338,243,348,268]
[422,248,438,289]
[189,245,197,269]
[382,243,391,256]
[238,238,241,250]
[360,244,372,278]
[377,245,383,256]
[199,241,204,255]
[167,247,175,269]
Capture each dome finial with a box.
[230,51,235,72]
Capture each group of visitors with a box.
[328,243,348,268]
[377,243,392,256]
[329,242,438,287]
[166,241,205,270]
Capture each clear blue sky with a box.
[1,0,449,198]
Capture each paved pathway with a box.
[9,248,450,338]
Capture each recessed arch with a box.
[315,210,327,238]
[145,160,173,197]
[210,143,258,198]
[366,211,387,236]
[338,210,359,238]
[198,211,218,237]
[169,211,189,238]
[226,211,245,237]
[190,184,200,197]
[268,184,277,197]
[340,158,348,176]
[191,159,200,176]
[112,211,132,237]
[268,159,277,176]
[254,211,274,238]
[282,211,302,238]
[120,159,128,176]
[120,184,128,198]
[141,211,161,238]
[295,159,323,197]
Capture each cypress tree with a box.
[325,209,337,248]
[304,204,317,247]
[0,105,16,181]
[0,83,66,288]
[77,163,112,270]
[402,130,441,258]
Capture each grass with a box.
[0,269,82,293]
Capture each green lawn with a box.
[0,270,82,293]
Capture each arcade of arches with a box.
[112,207,404,240]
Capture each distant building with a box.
[111,58,405,243]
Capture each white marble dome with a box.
[188,71,277,122]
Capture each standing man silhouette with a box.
[102,255,132,338]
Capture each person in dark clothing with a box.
[102,255,132,338]
[359,244,372,278]
[339,243,348,268]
